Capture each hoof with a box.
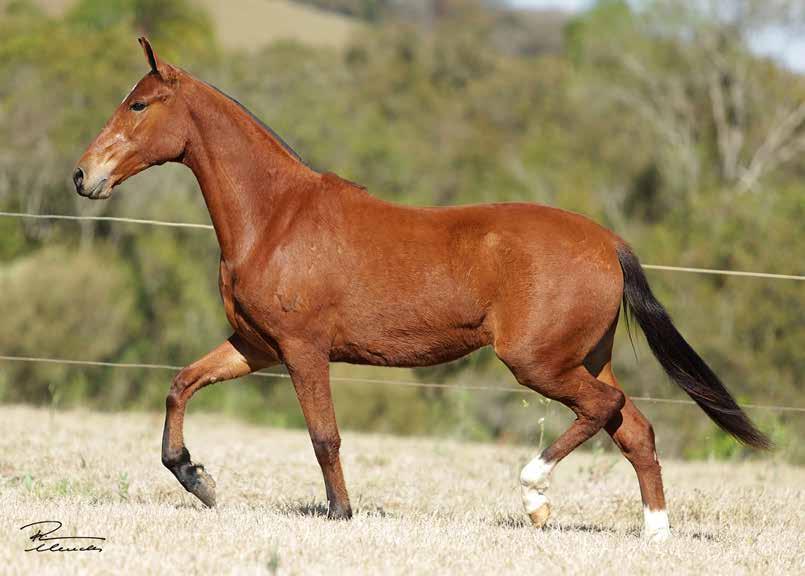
[328,502,353,520]
[528,502,551,528]
[186,465,217,508]
[166,448,217,508]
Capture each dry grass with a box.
[0,405,802,575]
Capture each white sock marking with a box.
[643,506,671,542]
[519,457,554,513]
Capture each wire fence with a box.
[2,210,803,280]
[0,211,215,230]
[1,354,803,413]
[0,209,802,415]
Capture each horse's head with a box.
[73,38,189,199]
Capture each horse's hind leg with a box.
[162,334,277,507]
[598,363,671,541]
[498,345,625,528]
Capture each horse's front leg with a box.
[284,344,352,519]
[162,334,278,507]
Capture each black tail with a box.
[616,244,771,450]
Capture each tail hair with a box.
[616,243,771,450]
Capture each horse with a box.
[73,38,769,542]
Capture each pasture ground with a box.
[0,405,802,575]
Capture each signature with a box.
[19,521,105,552]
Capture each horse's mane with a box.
[203,81,307,166]
[197,78,369,190]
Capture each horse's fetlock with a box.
[162,446,191,470]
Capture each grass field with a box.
[0,405,803,575]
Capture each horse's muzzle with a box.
[73,166,111,199]
[72,167,84,193]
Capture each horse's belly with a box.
[330,314,490,367]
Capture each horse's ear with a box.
[138,37,160,76]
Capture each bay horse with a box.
[74,38,769,542]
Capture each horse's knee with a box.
[311,435,341,465]
[171,368,196,393]
[168,366,210,406]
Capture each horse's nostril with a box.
[73,167,84,192]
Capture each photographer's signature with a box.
[20,521,105,552]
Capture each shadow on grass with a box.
[276,500,396,519]
[551,522,619,535]
[682,530,718,542]
[290,502,330,517]
[496,515,720,542]
[495,515,619,535]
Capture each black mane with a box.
[206,82,306,165]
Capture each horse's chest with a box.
[219,265,238,329]
[218,259,313,344]
[218,261,274,344]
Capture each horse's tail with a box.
[616,243,771,450]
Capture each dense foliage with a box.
[0,0,802,461]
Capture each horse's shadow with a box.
[495,515,618,535]
[495,515,719,542]
[268,503,719,542]
[278,501,394,519]
[288,501,329,517]
[683,530,718,542]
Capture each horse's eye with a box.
[130,102,147,112]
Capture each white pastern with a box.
[522,490,549,513]
[519,457,554,513]
[643,506,672,542]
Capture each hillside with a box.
[6,0,360,49]
[196,0,359,50]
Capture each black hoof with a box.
[165,448,217,507]
[182,464,217,507]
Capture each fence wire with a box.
[2,210,803,280]
[0,210,802,415]
[1,354,802,413]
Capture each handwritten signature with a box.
[19,521,105,552]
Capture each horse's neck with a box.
[180,78,313,262]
